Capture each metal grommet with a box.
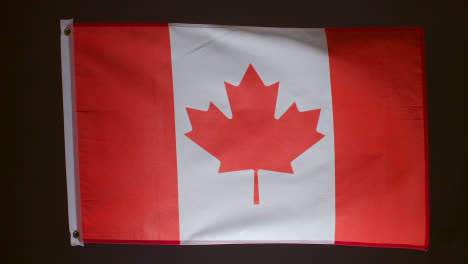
[64,27,72,36]
[72,230,80,239]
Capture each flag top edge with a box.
[72,22,423,32]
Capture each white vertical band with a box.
[60,19,83,246]
[170,24,336,243]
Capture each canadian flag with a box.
[61,20,429,249]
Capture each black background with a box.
[7,0,467,263]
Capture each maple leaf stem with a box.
[254,169,259,205]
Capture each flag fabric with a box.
[60,19,429,249]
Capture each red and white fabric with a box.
[60,19,429,249]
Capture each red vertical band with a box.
[74,24,180,243]
[326,28,428,249]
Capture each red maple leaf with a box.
[185,65,324,204]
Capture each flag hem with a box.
[83,239,426,250]
[60,18,84,247]
[334,241,427,251]
[419,27,430,251]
